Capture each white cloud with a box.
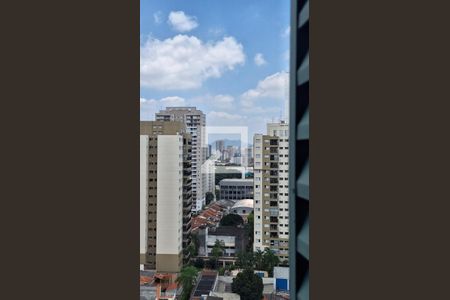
[168,11,198,32]
[282,26,290,38]
[159,96,186,107]
[140,35,245,90]
[140,96,186,120]
[153,11,163,24]
[208,27,225,37]
[208,111,245,121]
[240,72,289,107]
[254,53,267,66]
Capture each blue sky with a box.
[140,0,290,141]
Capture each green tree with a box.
[254,249,264,270]
[207,257,218,269]
[193,257,205,269]
[220,213,244,226]
[205,192,215,205]
[262,248,280,277]
[191,233,199,256]
[211,239,225,258]
[176,266,199,300]
[235,251,255,269]
[231,268,263,300]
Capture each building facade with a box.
[203,226,247,257]
[253,121,290,262]
[140,121,193,272]
[156,107,207,213]
[219,178,254,201]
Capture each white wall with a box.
[140,136,149,256]
[156,135,183,255]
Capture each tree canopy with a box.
[176,266,199,300]
[231,268,263,300]
[235,248,281,276]
[220,213,244,226]
[205,192,215,205]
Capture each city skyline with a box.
[140,0,290,139]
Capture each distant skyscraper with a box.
[207,144,212,159]
[253,121,290,262]
[140,121,193,272]
[156,107,207,212]
[215,140,225,161]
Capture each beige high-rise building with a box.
[253,121,290,262]
[156,107,207,212]
[140,121,193,272]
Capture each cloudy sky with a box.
[140,0,290,140]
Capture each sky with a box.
[140,0,290,142]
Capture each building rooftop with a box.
[231,199,254,209]
[208,226,246,237]
[219,178,253,184]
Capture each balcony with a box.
[183,203,192,212]
[270,201,278,207]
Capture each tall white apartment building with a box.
[140,121,192,272]
[253,121,290,262]
[156,107,207,212]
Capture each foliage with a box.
[190,234,199,256]
[220,213,244,227]
[236,248,281,276]
[235,251,255,269]
[211,239,226,258]
[207,257,218,269]
[218,267,225,275]
[261,248,280,277]
[193,257,205,269]
[254,249,264,270]
[205,192,215,205]
[176,266,199,300]
[231,268,263,300]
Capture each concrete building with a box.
[219,178,254,201]
[202,158,216,208]
[202,226,248,257]
[253,121,290,262]
[273,266,289,292]
[140,121,193,272]
[156,107,206,213]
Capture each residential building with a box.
[219,178,254,201]
[202,158,216,206]
[140,121,193,272]
[156,107,207,213]
[253,121,290,262]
